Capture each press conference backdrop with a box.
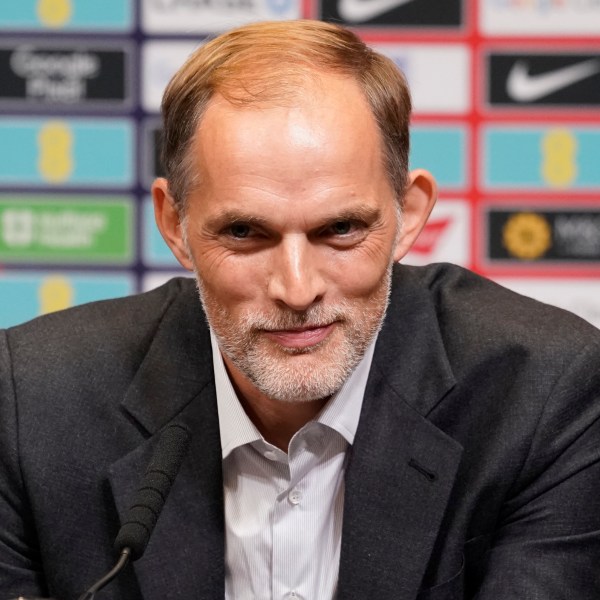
[0,0,599,329]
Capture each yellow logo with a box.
[502,212,552,260]
[38,121,74,183]
[540,129,577,188]
[38,276,74,315]
[37,0,72,28]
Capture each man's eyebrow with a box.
[204,211,270,229]
[322,205,382,223]
[204,204,384,230]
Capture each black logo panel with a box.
[487,52,600,107]
[0,41,131,109]
[487,208,600,263]
[319,0,462,28]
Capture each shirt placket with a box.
[271,433,320,600]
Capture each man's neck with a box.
[222,353,328,451]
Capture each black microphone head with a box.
[114,423,191,560]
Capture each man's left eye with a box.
[330,221,352,235]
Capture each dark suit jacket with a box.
[1,263,600,600]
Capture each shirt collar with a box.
[211,330,377,459]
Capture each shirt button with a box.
[288,489,302,505]
[264,450,278,461]
[285,592,301,599]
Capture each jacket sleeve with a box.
[0,329,48,599]
[474,337,600,598]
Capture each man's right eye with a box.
[228,223,251,238]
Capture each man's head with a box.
[160,19,412,212]
[153,20,436,407]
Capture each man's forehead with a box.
[181,68,393,208]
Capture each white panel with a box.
[372,43,471,114]
[142,0,301,34]
[141,40,200,113]
[481,0,600,36]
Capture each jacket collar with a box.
[121,279,213,434]
[373,264,457,417]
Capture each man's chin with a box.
[249,371,344,404]
[236,340,358,403]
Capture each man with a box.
[1,20,600,600]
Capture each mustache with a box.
[241,304,351,331]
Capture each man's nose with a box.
[267,236,326,311]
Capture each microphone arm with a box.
[77,423,191,600]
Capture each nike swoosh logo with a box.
[507,58,600,102]
[337,0,414,23]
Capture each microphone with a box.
[77,423,191,600]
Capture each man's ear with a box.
[151,177,194,271]
[393,169,438,262]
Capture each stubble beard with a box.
[193,264,393,404]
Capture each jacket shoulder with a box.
[400,263,599,350]
[5,277,196,351]
[2,277,200,401]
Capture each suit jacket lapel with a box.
[108,281,225,599]
[338,266,463,599]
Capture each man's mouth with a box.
[262,323,335,349]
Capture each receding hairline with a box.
[184,69,394,198]
[160,20,412,210]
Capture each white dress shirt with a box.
[211,331,376,600]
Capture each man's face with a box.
[168,74,405,404]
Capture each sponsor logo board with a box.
[485,206,600,264]
[0,0,133,32]
[487,51,600,107]
[142,41,200,113]
[483,126,600,190]
[403,199,470,267]
[494,277,600,330]
[411,126,467,189]
[0,118,134,187]
[0,41,133,109]
[142,0,300,34]
[0,271,134,329]
[372,43,470,114]
[0,195,134,264]
[320,0,463,28]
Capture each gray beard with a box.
[194,264,392,403]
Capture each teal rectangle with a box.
[484,127,600,190]
[0,118,134,187]
[410,127,467,188]
[142,199,180,267]
[0,0,133,31]
[0,272,134,328]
